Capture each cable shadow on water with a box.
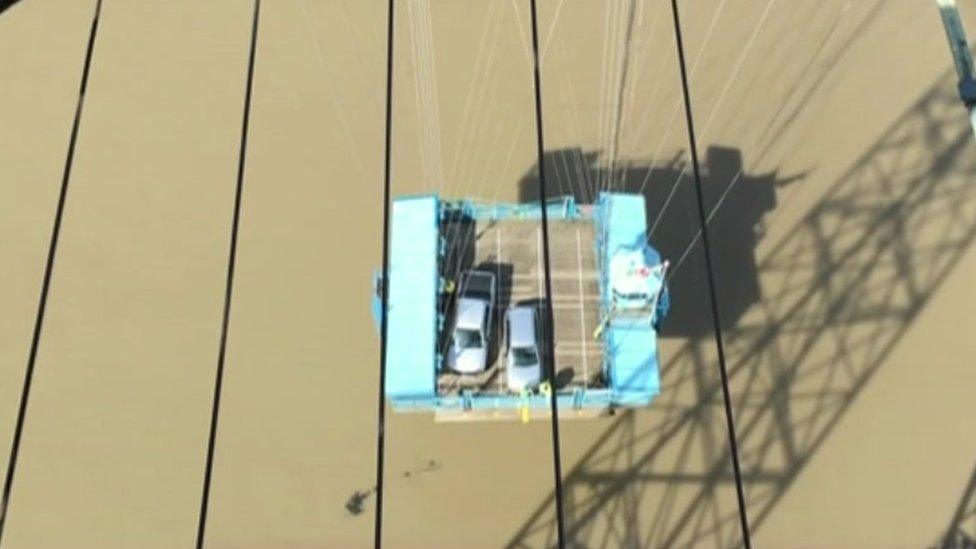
[508,70,976,548]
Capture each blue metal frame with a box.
[376,193,667,417]
[936,0,976,131]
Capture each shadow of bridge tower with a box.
[507,68,976,549]
[940,460,976,548]
[518,144,797,338]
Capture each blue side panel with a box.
[601,193,649,254]
[385,196,438,401]
[596,193,664,406]
[606,323,660,404]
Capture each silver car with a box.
[505,306,542,392]
[447,271,496,374]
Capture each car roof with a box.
[506,306,536,347]
[463,270,495,283]
[456,298,487,329]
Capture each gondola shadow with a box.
[519,145,799,338]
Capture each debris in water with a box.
[403,459,442,478]
[344,488,375,516]
[347,461,442,514]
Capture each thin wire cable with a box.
[539,0,567,62]
[663,1,849,283]
[606,0,627,192]
[421,0,444,190]
[528,0,566,547]
[446,1,501,186]
[0,0,103,542]
[296,0,369,181]
[647,0,776,238]
[437,119,525,364]
[374,0,396,545]
[435,16,536,366]
[597,0,613,192]
[552,38,598,203]
[195,1,261,547]
[631,0,729,207]
[668,1,752,547]
[509,0,535,71]
[406,0,445,193]
[451,5,508,197]
[436,7,510,352]
[437,3,547,323]
[607,0,641,192]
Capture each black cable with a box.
[527,1,566,547]
[0,0,103,543]
[374,0,396,547]
[195,1,261,547]
[668,1,752,547]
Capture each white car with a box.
[505,306,542,392]
[447,271,496,374]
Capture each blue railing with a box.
[446,196,580,221]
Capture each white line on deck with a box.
[497,225,504,392]
[576,228,588,388]
[536,226,543,297]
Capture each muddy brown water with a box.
[2,1,976,547]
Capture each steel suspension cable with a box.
[668,1,752,547]
[195,1,261,547]
[374,0,396,546]
[0,0,104,542]
[527,0,567,546]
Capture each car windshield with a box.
[455,328,483,349]
[512,346,538,367]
